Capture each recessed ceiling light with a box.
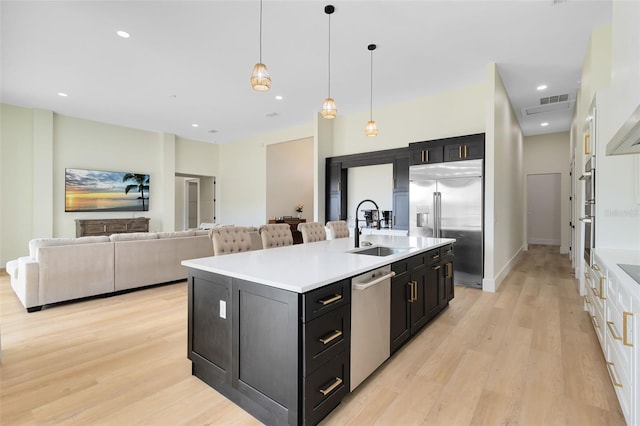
[192,124,199,128]
[275,95,283,100]
[541,122,549,127]
[537,84,547,91]
[57,92,68,97]
[116,30,130,39]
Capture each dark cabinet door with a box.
[408,255,428,334]
[325,162,347,221]
[188,271,232,377]
[409,143,444,165]
[390,261,411,354]
[444,261,455,303]
[443,140,485,162]
[424,261,441,323]
[392,191,409,230]
[393,156,410,191]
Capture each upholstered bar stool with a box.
[298,222,327,243]
[209,226,254,256]
[326,220,349,239]
[258,224,293,249]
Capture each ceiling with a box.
[1,1,612,144]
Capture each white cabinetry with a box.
[592,249,639,426]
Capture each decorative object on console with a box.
[65,168,150,212]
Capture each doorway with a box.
[186,179,199,229]
[527,173,561,246]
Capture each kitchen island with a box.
[182,235,455,426]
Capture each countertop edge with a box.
[182,237,455,293]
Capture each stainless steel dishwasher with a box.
[350,265,395,391]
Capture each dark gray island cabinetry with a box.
[183,235,455,425]
[188,269,350,426]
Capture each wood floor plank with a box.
[0,245,626,425]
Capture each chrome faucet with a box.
[354,199,380,248]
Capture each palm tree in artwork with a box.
[123,173,150,211]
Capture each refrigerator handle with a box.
[433,192,440,238]
[436,192,442,238]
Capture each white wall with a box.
[1,104,34,266]
[0,105,220,264]
[266,137,314,221]
[524,132,571,253]
[347,164,393,227]
[331,83,486,157]
[216,122,313,227]
[484,63,525,293]
[526,173,562,246]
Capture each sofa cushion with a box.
[6,259,18,278]
[29,236,111,259]
[157,230,196,239]
[194,230,210,236]
[109,232,158,242]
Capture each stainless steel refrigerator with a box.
[409,159,483,288]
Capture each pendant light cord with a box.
[370,50,373,120]
[259,0,263,63]
[327,12,331,98]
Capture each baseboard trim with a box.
[528,238,560,246]
[483,245,525,293]
[560,246,569,254]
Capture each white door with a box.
[527,173,561,246]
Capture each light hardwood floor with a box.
[0,245,626,425]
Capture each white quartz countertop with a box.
[182,235,455,293]
[594,248,640,298]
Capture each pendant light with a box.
[365,44,378,136]
[321,5,337,119]
[250,0,271,91]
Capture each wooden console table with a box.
[75,218,150,237]
[268,218,306,244]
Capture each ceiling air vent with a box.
[522,93,575,117]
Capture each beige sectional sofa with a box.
[6,230,216,312]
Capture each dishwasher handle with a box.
[353,271,396,291]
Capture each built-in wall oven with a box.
[579,157,595,265]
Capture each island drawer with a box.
[303,304,350,376]
[440,244,454,259]
[426,248,441,265]
[303,279,351,322]
[303,351,349,425]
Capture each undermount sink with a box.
[350,246,411,257]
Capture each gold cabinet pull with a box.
[458,146,462,158]
[425,150,429,162]
[623,312,634,347]
[606,321,622,341]
[464,145,468,158]
[319,329,343,345]
[421,150,425,163]
[431,254,440,260]
[590,286,599,298]
[408,281,417,302]
[590,315,599,329]
[584,134,591,155]
[584,296,591,305]
[598,277,606,300]
[446,263,452,278]
[606,362,623,388]
[318,294,342,306]
[592,263,601,272]
[319,377,343,396]
[432,265,441,270]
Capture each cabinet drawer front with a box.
[128,222,148,232]
[303,279,351,322]
[440,244,454,259]
[606,298,634,377]
[606,339,633,425]
[392,259,408,275]
[303,352,349,425]
[84,223,108,234]
[107,223,128,233]
[426,249,441,265]
[304,305,350,376]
